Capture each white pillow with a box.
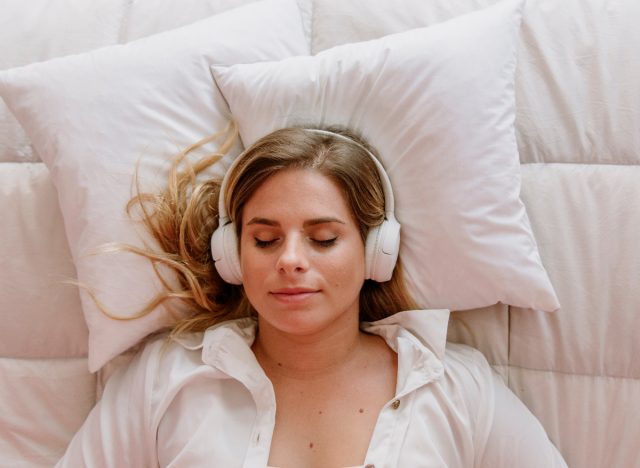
[212,0,560,314]
[0,0,310,372]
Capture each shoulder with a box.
[440,344,568,467]
[441,342,495,395]
[103,331,209,399]
[110,317,259,396]
[440,342,496,406]
[436,343,497,447]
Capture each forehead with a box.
[241,168,352,222]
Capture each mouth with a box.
[269,288,320,303]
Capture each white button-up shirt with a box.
[57,310,567,467]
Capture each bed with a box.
[1,0,638,467]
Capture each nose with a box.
[276,234,309,274]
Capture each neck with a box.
[251,315,366,381]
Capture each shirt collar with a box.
[361,309,450,361]
[362,309,450,395]
[196,309,450,393]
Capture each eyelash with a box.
[315,238,337,248]
[254,238,276,248]
[253,237,338,248]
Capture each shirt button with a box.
[391,399,401,410]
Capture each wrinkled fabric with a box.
[56,310,566,467]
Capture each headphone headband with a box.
[217,128,395,225]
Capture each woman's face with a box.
[240,168,366,337]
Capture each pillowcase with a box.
[0,0,310,372]
[212,0,560,314]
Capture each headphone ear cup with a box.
[364,217,401,282]
[364,225,381,280]
[210,222,243,284]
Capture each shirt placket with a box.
[242,380,277,468]
[362,338,444,467]
[362,391,414,468]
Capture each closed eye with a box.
[254,238,278,248]
[313,237,337,248]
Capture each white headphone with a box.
[210,129,401,284]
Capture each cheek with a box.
[324,245,366,285]
[241,256,268,284]
[240,256,266,307]
[239,244,268,286]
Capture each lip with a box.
[269,287,319,303]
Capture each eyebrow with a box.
[246,217,346,227]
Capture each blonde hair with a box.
[119,123,418,339]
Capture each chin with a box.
[260,305,357,338]
[268,312,327,335]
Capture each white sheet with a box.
[517,164,640,377]
[0,163,86,358]
[0,357,95,468]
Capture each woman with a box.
[57,126,567,467]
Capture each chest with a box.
[266,377,394,468]
[153,375,479,468]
